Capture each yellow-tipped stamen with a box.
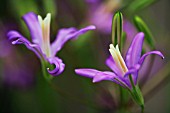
[109,44,128,76]
[38,13,51,57]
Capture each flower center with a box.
[38,13,51,57]
[109,44,128,76]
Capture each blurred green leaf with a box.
[126,0,159,14]
[42,0,57,18]
[10,0,39,18]
[112,12,123,49]
[9,0,39,39]
[133,16,155,49]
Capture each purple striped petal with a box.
[105,56,122,76]
[22,12,43,46]
[7,30,42,58]
[125,32,144,68]
[93,71,131,88]
[138,51,164,65]
[75,68,115,82]
[75,68,100,78]
[75,68,130,88]
[51,25,96,57]
[47,57,65,76]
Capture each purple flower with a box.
[7,12,95,76]
[86,0,121,33]
[2,60,35,89]
[0,24,35,89]
[75,32,164,89]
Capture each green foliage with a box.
[134,16,155,49]
[126,0,159,14]
[42,0,57,17]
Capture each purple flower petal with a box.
[105,56,122,76]
[7,30,42,58]
[75,68,115,82]
[124,65,140,85]
[92,71,115,82]
[51,25,96,56]
[75,68,100,78]
[124,65,140,78]
[138,51,164,65]
[75,68,130,88]
[125,32,144,68]
[22,12,43,46]
[47,57,65,76]
[93,71,131,88]
[85,0,100,3]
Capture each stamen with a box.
[38,13,51,57]
[109,44,128,76]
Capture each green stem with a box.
[129,75,144,112]
[141,105,144,113]
[40,59,53,82]
[40,59,99,111]
[129,75,135,89]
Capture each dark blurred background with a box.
[0,0,170,113]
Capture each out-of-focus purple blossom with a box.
[0,24,35,89]
[2,59,34,89]
[85,0,100,3]
[86,0,121,33]
[7,12,96,76]
[123,20,137,40]
[0,39,12,58]
[75,32,164,89]
[86,0,137,40]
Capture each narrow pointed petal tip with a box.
[139,51,164,65]
[86,25,96,30]
[92,76,103,83]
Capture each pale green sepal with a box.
[131,85,144,106]
[129,75,144,111]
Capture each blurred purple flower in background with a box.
[0,24,35,89]
[75,32,164,89]
[85,0,137,40]
[123,20,137,41]
[86,0,121,33]
[7,12,95,76]
[2,58,34,89]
